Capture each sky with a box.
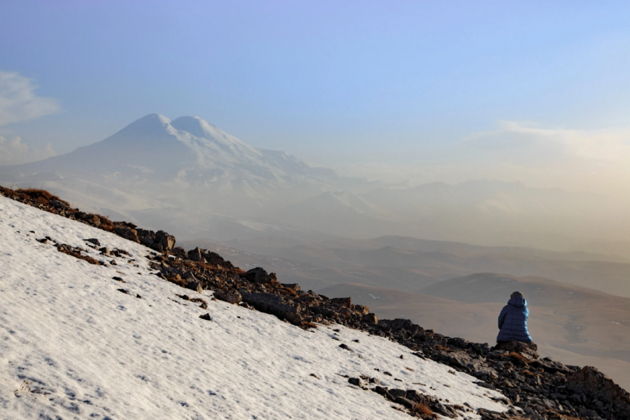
[2,0,630,192]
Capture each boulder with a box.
[203,250,233,268]
[330,297,352,306]
[154,230,176,252]
[136,229,156,247]
[187,247,205,262]
[241,292,300,324]
[214,289,242,304]
[113,226,139,243]
[170,247,187,259]
[362,313,378,325]
[567,366,630,418]
[494,341,538,358]
[242,267,276,284]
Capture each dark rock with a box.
[187,247,205,262]
[199,313,212,321]
[282,283,301,292]
[83,238,101,247]
[203,250,233,268]
[348,377,362,387]
[567,366,630,418]
[338,343,353,352]
[50,198,70,209]
[55,243,102,265]
[241,292,300,324]
[113,226,139,243]
[242,267,276,284]
[214,289,242,304]
[494,341,539,358]
[362,313,378,325]
[446,337,467,348]
[153,230,175,252]
[330,297,352,306]
[136,229,156,247]
[189,297,208,309]
[170,247,187,259]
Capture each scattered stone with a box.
[187,247,205,262]
[199,313,212,321]
[348,377,362,387]
[55,243,102,265]
[242,267,276,284]
[83,238,101,247]
[113,225,139,243]
[189,298,208,309]
[153,230,176,252]
[214,289,242,304]
[241,292,300,324]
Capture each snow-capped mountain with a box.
[3,113,335,186]
[0,114,354,233]
[0,193,512,419]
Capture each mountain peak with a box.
[131,113,172,127]
[114,113,175,140]
[171,115,215,138]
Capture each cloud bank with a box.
[338,121,630,198]
[0,71,59,126]
[460,121,630,195]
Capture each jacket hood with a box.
[508,293,527,307]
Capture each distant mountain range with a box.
[1,113,628,254]
[187,234,630,297]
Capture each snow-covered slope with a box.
[0,195,511,419]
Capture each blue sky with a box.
[2,0,630,179]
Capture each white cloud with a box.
[467,121,630,165]
[0,71,59,126]
[457,122,630,194]
[336,121,630,196]
[0,135,56,165]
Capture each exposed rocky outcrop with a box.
[0,187,176,253]
[2,185,629,420]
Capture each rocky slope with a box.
[1,186,629,420]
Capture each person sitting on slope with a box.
[497,291,534,349]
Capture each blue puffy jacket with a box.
[497,293,533,343]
